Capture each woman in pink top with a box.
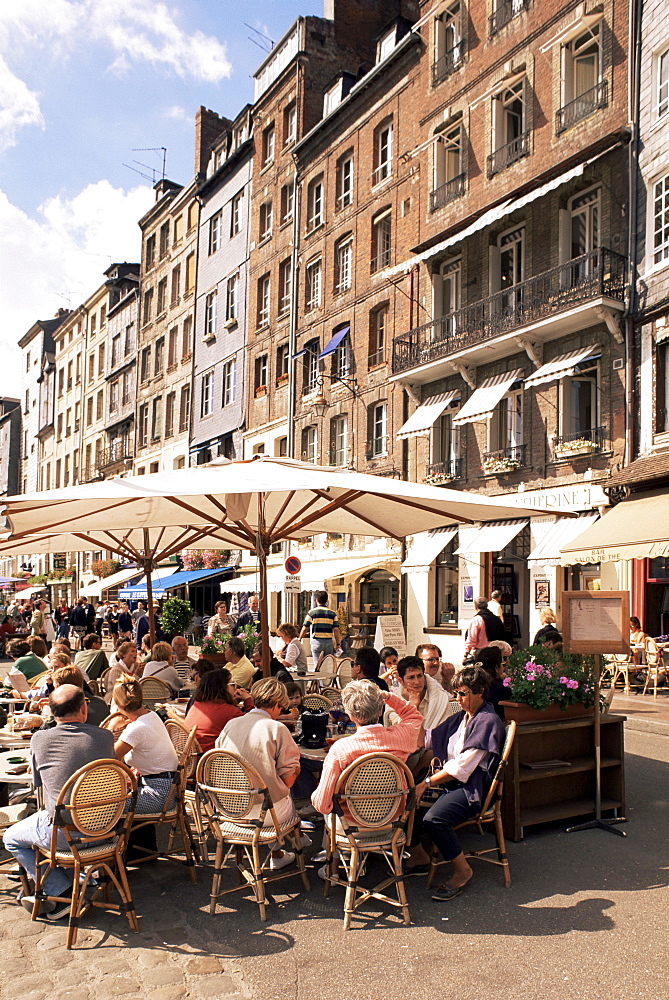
[185,668,253,752]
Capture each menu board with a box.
[374,615,407,657]
[562,591,630,654]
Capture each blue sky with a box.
[0,0,321,398]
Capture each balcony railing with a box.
[392,248,626,375]
[424,459,463,483]
[487,131,530,177]
[553,426,604,459]
[98,445,133,470]
[430,173,466,212]
[482,445,526,474]
[432,40,466,85]
[489,0,530,36]
[555,81,608,134]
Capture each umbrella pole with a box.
[257,495,272,679]
[143,530,156,649]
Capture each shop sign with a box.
[505,483,609,513]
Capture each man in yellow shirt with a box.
[224,636,255,689]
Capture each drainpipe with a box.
[625,0,642,466]
[287,60,303,462]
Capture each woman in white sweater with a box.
[140,641,183,694]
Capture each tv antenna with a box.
[244,22,274,53]
[123,147,167,184]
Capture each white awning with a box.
[456,520,528,554]
[527,514,599,567]
[402,527,458,571]
[560,490,669,564]
[453,371,524,426]
[79,566,141,598]
[397,391,460,439]
[224,556,401,593]
[524,347,600,389]
[382,162,586,279]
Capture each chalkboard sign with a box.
[373,615,407,657]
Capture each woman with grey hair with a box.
[340,678,385,724]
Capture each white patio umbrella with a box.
[2,456,559,671]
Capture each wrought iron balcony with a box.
[487,131,530,177]
[482,445,526,474]
[555,81,608,134]
[424,459,463,483]
[98,445,133,470]
[431,41,466,86]
[552,426,604,460]
[392,248,626,376]
[489,0,530,36]
[430,173,466,212]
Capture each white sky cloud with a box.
[0,181,153,397]
[164,104,189,121]
[0,0,231,150]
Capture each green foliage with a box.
[504,644,596,711]
[159,596,194,638]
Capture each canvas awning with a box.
[397,392,460,439]
[456,520,528,554]
[524,347,600,389]
[118,570,177,600]
[527,515,599,567]
[453,371,524,426]
[319,326,349,358]
[402,527,458,570]
[560,491,669,564]
[79,566,142,598]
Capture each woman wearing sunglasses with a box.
[411,664,504,901]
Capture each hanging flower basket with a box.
[482,457,521,475]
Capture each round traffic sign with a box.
[285,556,301,575]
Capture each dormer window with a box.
[376,20,410,63]
[323,74,355,117]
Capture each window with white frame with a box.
[168,326,178,367]
[254,354,268,391]
[165,392,175,438]
[332,332,350,379]
[371,209,392,272]
[656,341,669,433]
[657,47,669,118]
[433,2,463,84]
[490,0,529,37]
[154,336,164,374]
[156,278,167,315]
[222,359,236,406]
[559,358,598,441]
[278,258,292,314]
[653,174,669,266]
[302,425,317,463]
[209,210,222,254]
[490,79,528,175]
[283,101,296,145]
[433,259,461,336]
[230,190,243,236]
[204,291,217,339]
[259,200,273,240]
[377,25,399,62]
[334,237,352,292]
[138,404,149,446]
[276,343,289,382]
[431,407,460,474]
[201,372,213,417]
[280,181,294,224]
[151,396,162,441]
[369,302,388,366]
[373,119,394,185]
[305,259,322,310]
[307,175,324,230]
[368,401,388,456]
[488,389,523,459]
[303,340,319,394]
[498,228,524,312]
[557,23,605,132]
[330,415,349,466]
[179,384,190,432]
[257,274,270,327]
[336,152,354,208]
[432,124,464,209]
[569,188,600,281]
[225,274,238,321]
[262,124,275,167]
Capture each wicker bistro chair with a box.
[320,686,342,702]
[128,726,199,882]
[196,749,310,921]
[322,752,416,930]
[609,653,640,696]
[98,667,112,695]
[301,693,334,711]
[426,721,517,890]
[163,718,209,863]
[333,657,354,689]
[31,759,139,949]
[99,712,128,735]
[139,675,174,709]
[642,638,667,699]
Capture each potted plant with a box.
[554,438,598,459]
[482,456,522,475]
[160,596,194,641]
[499,644,596,722]
[198,633,231,665]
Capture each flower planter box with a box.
[554,441,598,459]
[198,652,228,667]
[423,474,456,486]
[499,701,594,724]
[482,459,521,475]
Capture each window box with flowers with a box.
[553,438,599,459]
[422,472,456,486]
[276,374,289,388]
[482,456,521,475]
[255,385,268,398]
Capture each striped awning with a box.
[397,391,460,439]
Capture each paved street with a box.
[1,725,668,1000]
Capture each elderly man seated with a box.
[171,635,196,680]
[216,678,305,870]
[311,680,422,875]
[224,636,255,689]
